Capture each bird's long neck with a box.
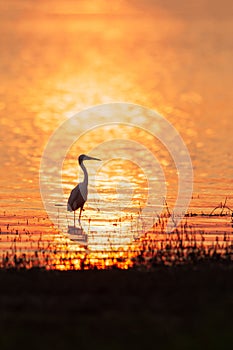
[80,161,88,185]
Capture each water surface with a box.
[0,1,232,267]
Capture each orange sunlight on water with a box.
[0,0,232,269]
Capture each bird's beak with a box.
[85,156,101,161]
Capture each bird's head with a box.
[78,154,101,164]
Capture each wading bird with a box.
[67,154,101,227]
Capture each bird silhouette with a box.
[67,154,101,227]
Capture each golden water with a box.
[0,1,232,268]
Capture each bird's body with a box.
[67,154,101,227]
[67,183,86,212]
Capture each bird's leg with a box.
[79,208,83,228]
[74,211,76,228]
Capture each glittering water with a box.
[0,1,232,267]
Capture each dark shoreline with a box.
[0,264,233,350]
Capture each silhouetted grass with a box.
[0,210,233,349]
[0,209,233,270]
